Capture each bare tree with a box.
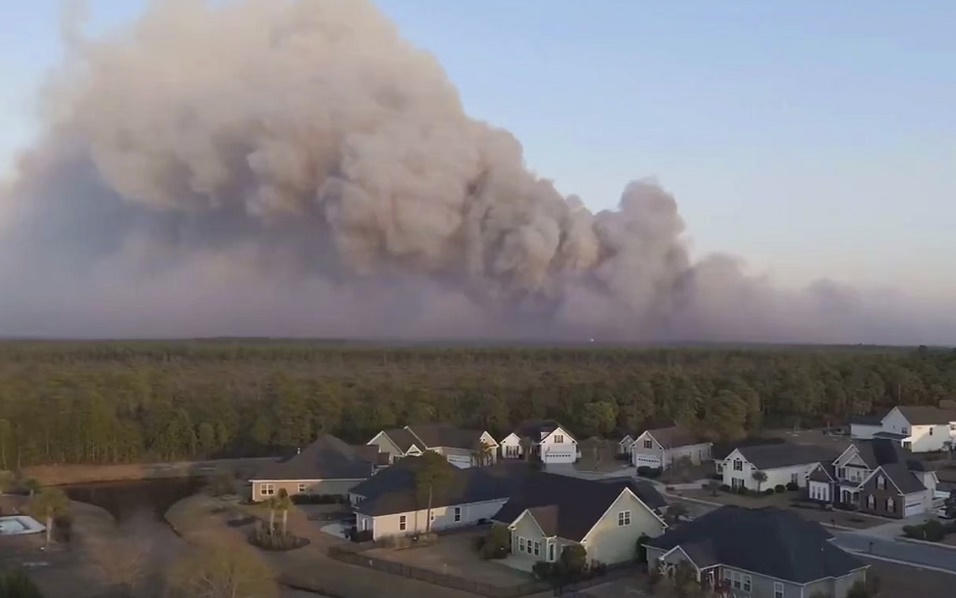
[165,541,278,598]
[86,534,154,598]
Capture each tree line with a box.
[0,341,953,467]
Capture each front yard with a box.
[365,530,535,588]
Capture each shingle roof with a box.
[511,420,574,443]
[852,439,909,469]
[351,459,531,517]
[646,426,705,449]
[897,405,956,425]
[381,428,423,453]
[712,437,785,461]
[596,478,667,510]
[252,434,375,481]
[876,464,926,495]
[809,463,835,483]
[407,424,489,451]
[493,473,657,541]
[849,414,884,426]
[735,444,841,470]
[645,506,866,584]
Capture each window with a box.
[867,495,875,509]
[929,427,934,436]
[837,467,846,479]
[298,483,307,494]
[399,515,407,531]
[743,575,752,593]
[887,497,895,511]
[260,484,275,496]
[902,427,909,435]
[430,512,436,521]
[731,478,744,490]
[773,581,784,598]
[950,424,955,431]
[454,507,461,522]
[549,543,555,561]
[877,475,885,490]
[519,537,526,553]
[554,434,565,444]
[724,570,752,592]
[618,511,632,526]
[643,439,653,449]
[790,472,799,484]
[733,459,743,471]
[533,541,540,556]
[361,518,368,531]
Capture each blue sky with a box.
[2,0,954,300]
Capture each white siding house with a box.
[629,426,711,470]
[355,499,506,541]
[499,420,579,464]
[722,445,837,492]
[880,406,956,453]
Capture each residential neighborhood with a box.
[498,419,579,464]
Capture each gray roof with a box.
[352,459,531,517]
[381,428,423,453]
[253,434,375,481]
[897,405,956,425]
[809,463,835,483]
[493,474,660,541]
[645,506,867,584]
[407,424,488,451]
[512,419,575,443]
[852,438,909,469]
[735,444,841,470]
[876,463,926,495]
[646,426,705,449]
[849,414,884,426]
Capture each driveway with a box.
[831,532,956,574]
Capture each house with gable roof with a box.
[498,419,579,464]
[366,424,498,468]
[850,405,956,453]
[627,425,712,470]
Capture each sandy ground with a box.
[23,457,276,486]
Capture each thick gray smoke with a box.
[0,0,952,344]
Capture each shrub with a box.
[774,484,786,493]
[763,488,775,496]
[710,473,722,480]
[472,535,487,552]
[903,520,946,542]
[351,529,373,543]
[636,466,662,479]
[718,484,730,492]
[560,545,588,578]
[735,486,749,495]
[248,527,309,551]
[532,561,556,580]
[786,482,799,491]
[478,524,510,560]
[635,533,650,563]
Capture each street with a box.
[831,532,956,574]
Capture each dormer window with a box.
[901,427,909,435]
[733,459,743,471]
[877,475,886,490]
[554,434,565,444]
[643,439,653,449]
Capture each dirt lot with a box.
[675,490,884,530]
[366,530,534,588]
[23,457,276,485]
[168,492,480,598]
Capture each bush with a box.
[735,486,749,495]
[786,482,799,491]
[903,520,946,542]
[350,529,373,543]
[248,526,310,551]
[478,524,510,560]
[532,561,556,580]
[710,473,723,480]
[718,484,730,492]
[763,488,775,496]
[636,466,662,479]
[472,535,487,552]
[774,484,786,493]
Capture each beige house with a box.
[494,475,668,566]
[628,425,712,470]
[249,434,383,502]
[367,424,498,468]
[351,458,531,540]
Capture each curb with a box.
[897,536,956,551]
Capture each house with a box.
[249,434,380,502]
[349,458,530,540]
[629,425,712,470]
[366,424,498,468]
[617,434,634,456]
[850,405,956,453]
[644,506,868,598]
[498,420,579,464]
[721,444,841,492]
[807,438,936,518]
[494,473,668,566]
[712,438,785,476]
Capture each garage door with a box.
[904,501,925,517]
[445,454,472,469]
[543,449,576,464]
[635,455,661,468]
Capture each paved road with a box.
[832,532,956,573]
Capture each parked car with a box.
[934,507,953,520]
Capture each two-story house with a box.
[721,444,841,492]
[498,420,579,464]
[806,438,936,518]
[850,405,956,453]
[366,424,498,468]
[628,425,712,471]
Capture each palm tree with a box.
[28,486,69,546]
[751,470,768,493]
[472,440,495,468]
[274,491,293,536]
[415,452,453,533]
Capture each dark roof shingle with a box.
[253,435,375,481]
[493,473,660,541]
[407,424,489,451]
[897,406,956,425]
[645,426,705,449]
[876,463,926,495]
[512,420,574,443]
[645,506,866,584]
[735,444,841,470]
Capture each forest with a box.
[0,340,953,467]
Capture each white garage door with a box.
[635,455,661,468]
[543,449,576,463]
[445,454,472,469]
[904,501,925,517]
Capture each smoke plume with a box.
[0,0,952,344]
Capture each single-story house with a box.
[249,434,381,501]
[349,458,530,540]
[807,438,935,518]
[850,405,956,453]
[721,443,842,491]
[617,434,634,455]
[499,419,579,464]
[644,506,868,598]
[628,425,712,470]
[493,473,667,566]
[367,424,498,468]
[848,413,885,441]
